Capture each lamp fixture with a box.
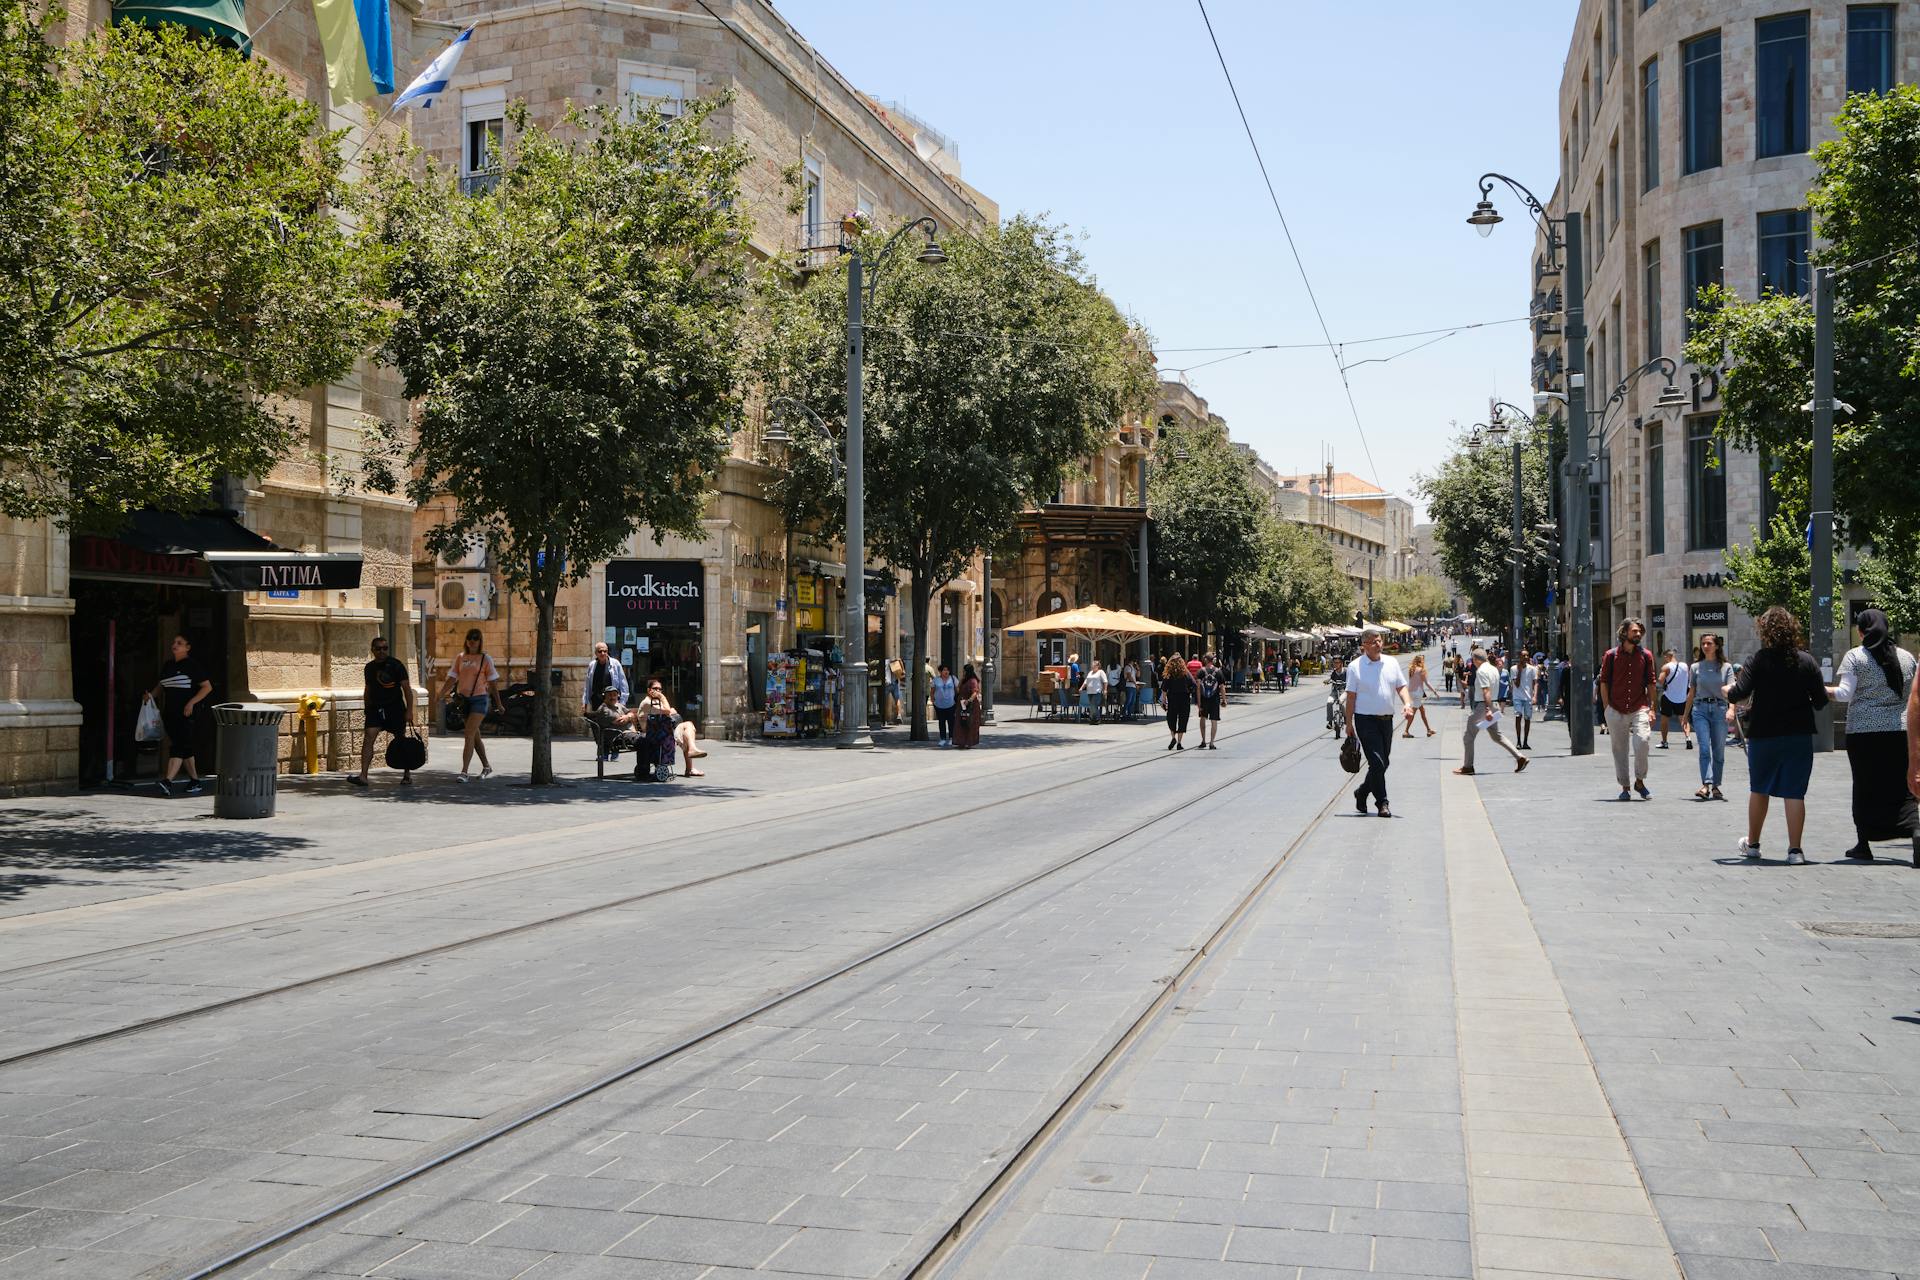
[1467,199,1502,237]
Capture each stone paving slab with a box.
[1474,707,1920,1280]
[205,714,1350,1279]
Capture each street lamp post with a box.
[835,215,946,748]
[1468,173,1592,754]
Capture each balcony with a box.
[793,221,840,273]
[460,171,501,197]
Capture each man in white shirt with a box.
[1344,628,1413,817]
[1457,652,1528,775]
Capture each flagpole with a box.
[240,0,304,52]
[341,99,404,166]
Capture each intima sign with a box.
[605,560,704,627]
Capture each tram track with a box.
[0,694,1329,1071]
[172,698,1347,1280]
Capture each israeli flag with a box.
[394,25,475,110]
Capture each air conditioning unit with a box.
[436,573,492,620]
[435,532,489,570]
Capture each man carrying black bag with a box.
[1344,627,1413,818]
[352,636,418,788]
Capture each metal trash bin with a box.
[212,702,288,819]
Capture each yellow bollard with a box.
[297,694,325,774]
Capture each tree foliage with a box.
[751,215,1155,739]
[1375,573,1454,622]
[1684,84,1920,629]
[1415,424,1554,636]
[1246,515,1354,632]
[0,5,380,527]
[361,98,752,782]
[1146,420,1265,636]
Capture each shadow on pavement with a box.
[0,808,314,902]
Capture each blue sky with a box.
[774,0,1573,517]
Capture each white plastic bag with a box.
[135,697,163,743]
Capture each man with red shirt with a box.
[1599,617,1658,800]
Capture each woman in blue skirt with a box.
[1728,606,1828,865]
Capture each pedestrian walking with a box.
[1599,618,1656,799]
[441,627,498,783]
[1657,647,1693,750]
[1442,650,1457,694]
[352,636,416,787]
[1729,606,1828,864]
[1684,633,1732,801]
[1510,651,1538,750]
[1402,653,1436,738]
[1120,658,1141,719]
[1344,627,1413,816]
[886,656,905,725]
[145,632,213,796]
[1457,651,1528,775]
[952,663,983,749]
[1196,656,1224,748]
[1161,652,1196,751]
[931,663,958,745]
[1080,659,1108,724]
[1826,607,1918,865]
[582,642,630,759]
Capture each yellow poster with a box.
[796,577,817,606]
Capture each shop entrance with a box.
[605,559,706,728]
[939,592,960,673]
[69,578,232,785]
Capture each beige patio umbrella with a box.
[1005,603,1198,646]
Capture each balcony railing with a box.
[793,221,840,272]
[460,171,501,197]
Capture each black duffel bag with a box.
[386,730,427,771]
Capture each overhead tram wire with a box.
[1193,0,1383,488]
[856,313,1532,355]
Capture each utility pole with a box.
[1510,432,1525,661]
[840,249,873,749]
[1810,264,1837,752]
[981,552,995,724]
[1564,211,1594,756]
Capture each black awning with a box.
[115,510,362,592]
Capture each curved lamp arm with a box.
[842,215,944,307]
[1593,356,1686,438]
[1469,171,1563,263]
[765,395,843,480]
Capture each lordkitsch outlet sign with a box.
[606,560,704,628]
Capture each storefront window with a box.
[605,559,705,725]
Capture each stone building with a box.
[410,0,996,737]
[1262,468,1413,609]
[0,0,425,796]
[1545,0,1917,662]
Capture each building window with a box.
[1641,58,1660,190]
[1756,14,1809,158]
[460,88,506,196]
[618,61,692,120]
[1761,450,1785,529]
[1585,202,1596,285]
[1848,7,1896,97]
[1647,423,1666,555]
[1687,415,1726,550]
[1608,136,1621,228]
[1758,209,1811,297]
[802,155,824,241]
[1643,240,1662,360]
[1682,32,1722,174]
[1596,325,1608,405]
[1611,297,1623,386]
[1572,107,1582,171]
[1595,174,1607,259]
[1609,0,1620,64]
[1683,221,1724,339]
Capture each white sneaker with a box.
[1739,838,1760,860]
[1786,848,1807,865]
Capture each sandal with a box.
[1694,785,1712,800]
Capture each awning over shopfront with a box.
[112,0,251,49]
[74,510,363,592]
[1014,504,1151,545]
[1242,625,1286,643]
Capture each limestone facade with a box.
[410,0,997,734]
[0,0,425,796]
[1548,0,1918,662]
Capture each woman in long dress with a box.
[1827,608,1918,864]
[952,664,983,749]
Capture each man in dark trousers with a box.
[352,636,415,787]
[1344,627,1414,818]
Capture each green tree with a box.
[1684,85,1920,632]
[752,215,1154,740]
[0,6,380,527]
[1415,424,1554,637]
[1146,419,1266,639]
[1376,574,1453,623]
[1248,515,1353,631]
[361,99,752,783]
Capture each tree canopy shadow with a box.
[0,807,314,902]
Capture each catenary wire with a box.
[1194,0,1383,488]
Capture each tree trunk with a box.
[909,575,931,742]
[531,586,556,785]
